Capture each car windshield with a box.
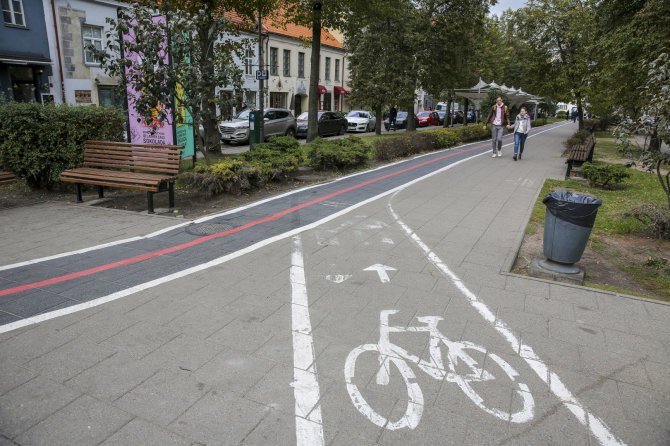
[235,109,252,120]
[347,111,367,118]
[297,112,323,121]
[417,112,431,117]
[397,112,408,119]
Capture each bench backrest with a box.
[84,140,183,175]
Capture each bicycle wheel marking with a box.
[290,235,325,446]
[387,200,627,446]
[344,310,535,430]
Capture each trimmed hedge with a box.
[582,162,630,189]
[373,125,490,161]
[0,102,125,188]
[179,136,304,196]
[304,136,372,170]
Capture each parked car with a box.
[296,111,348,138]
[346,110,376,133]
[218,108,296,144]
[383,111,418,130]
[436,110,446,125]
[451,110,464,124]
[417,111,439,127]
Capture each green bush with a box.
[241,136,303,177]
[564,130,591,150]
[582,162,631,189]
[0,102,125,189]
[373,135,415,161]
[457,124,490,142]
[305,136,372,170]
[557,111,567,119]
[582,119,601,131]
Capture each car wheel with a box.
[285,128,296,138]
[366,123,372,132]
[338,124,346,136]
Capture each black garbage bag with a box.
[542,191,602,228]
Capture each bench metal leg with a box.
[147,192,155,214]
[168,180,175,209]
[97,185,104,199]
[75,184,83,203]
[565,161,573,179]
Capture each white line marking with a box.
[290,235,325,446]
[387,199,626,446]
[363,264,397,283]
[0,124,566,334]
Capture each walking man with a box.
[389,106,398,131]
[512,106,531,161]
[483,96,511,157]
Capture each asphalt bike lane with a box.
[0,123,565,334]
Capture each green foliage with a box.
[373,126,489,160]
[531,118,547,128]
[181,136,304,195]
[624,203,670,240]
[564,130,590,150]
[304,136,372,171]
[457,124,490,142]
[581,162,631,189]
[480,89,511,119]
[0,102,125,189]
[557,111,567,119]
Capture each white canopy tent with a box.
[453,78,543,119]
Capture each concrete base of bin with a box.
[529,257,585,285]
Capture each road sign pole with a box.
[257,8,264,145]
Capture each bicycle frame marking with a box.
[345,310,535,430]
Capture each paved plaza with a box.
[1,122,669,445]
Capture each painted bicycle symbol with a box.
[344,310,535,430]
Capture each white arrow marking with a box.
[363,264,397,283]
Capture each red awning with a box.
[334,86,349,95]
[318,85,328,94]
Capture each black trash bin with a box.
[541,191,602,273]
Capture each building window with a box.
[244,48,254,75]
[325,57,331,81]
[83,25,103,64]
[2,0,25,26]
[335,59,340,81]
[270,47,278,76]
[298,52,305,78]
[283,49,290,77]
[270,92,286,108]
[98,86,125,108]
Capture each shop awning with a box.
[318,85,328,94]
[334,86,349,95]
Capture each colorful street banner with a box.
[123,14,194,158]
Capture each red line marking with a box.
[0,137,510,298]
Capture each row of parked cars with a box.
[217,107,475,144]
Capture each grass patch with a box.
[621,258,670,300]
[594,131,616,138]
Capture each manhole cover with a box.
[186,222,235,236]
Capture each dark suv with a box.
[219,108,297,144]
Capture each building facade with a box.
[0,0,53,103]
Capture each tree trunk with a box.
[199,21,219,153]
[445,97,452,127]
[307,3,322,143]
[463,98,469,126]
[576,92,583,131]
[375,104,382,135]
[406,100,416,132]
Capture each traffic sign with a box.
[256,70,268,80]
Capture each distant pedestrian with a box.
[512,107,531,161]
[389,106,398,131]
[565,109,570,120]
[571,108,577,122]
[483,96,511,158]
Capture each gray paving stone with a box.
[0,360,37,396]
[504,275,551,297]
[548,284,600,308]
[643,300,670,321]
[243,363,297,412]
[617,381,670,432]
[240,408,298,445]
[515,333,582,373]
[500,404,590,445]
[603,327,670,365]
[643,359,670,397]
[524,294,576,320]
[548,318,606,349]
[0,325,78,365]
[113,370,209,426]
[168,391,270,446]
[99,321,181,359]
[139,333,226,374]
[496,307,550,338]
[55,308,141,344]
[595,294,649,317]
[100,418,191,446]
[578,345,651,388]
[0,376,81,439]
[64,352,158,402]
[573,303,628,330]
[205,318,276,353]
[191,349,276,396]
[477,286,526,312]
[24,337,116,383]
[0,290,75,319]
[15,394,132,446]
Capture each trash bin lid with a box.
[543,191,602,227]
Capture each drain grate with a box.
[185,222,235,236]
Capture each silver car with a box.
[219,108,297,144]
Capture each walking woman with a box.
[512,107,531,161]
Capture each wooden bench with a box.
[565,133,596,179]
[60,140,183,213]
[0,171,17,185]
